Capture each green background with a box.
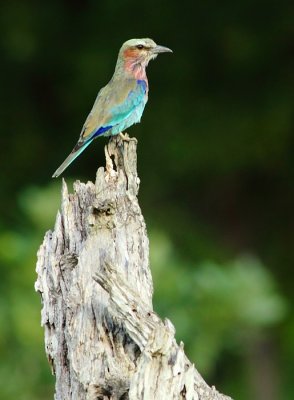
[0,1,293,398]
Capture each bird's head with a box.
[117,38,172,77]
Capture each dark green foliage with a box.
[0,1,293,398]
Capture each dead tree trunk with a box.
[35,136,232,400]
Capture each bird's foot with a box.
[118,132,137,142]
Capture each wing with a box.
[80,79,147,140]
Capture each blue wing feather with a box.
[109,80,147,124]
[93,125,112,138]
[92,80,147,138]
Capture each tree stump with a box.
[35,136,232,400]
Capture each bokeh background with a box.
[1,1,293,399]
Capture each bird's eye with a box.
[136,45,144,50]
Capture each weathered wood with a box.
[35,135,232,400]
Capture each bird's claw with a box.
[118,132,137,143]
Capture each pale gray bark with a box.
[35,136,232,400]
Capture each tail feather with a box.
[52,139,93,178]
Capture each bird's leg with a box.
[119,132,137,142]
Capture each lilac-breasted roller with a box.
[52,38,172,177]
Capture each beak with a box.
[153,45,173,54]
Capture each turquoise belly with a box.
[105,100,147,137]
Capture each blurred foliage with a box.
[151,232,287,374]
[0,0,294,399]
[0,183,61,399]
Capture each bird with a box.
[52,38,172,178]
